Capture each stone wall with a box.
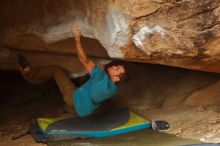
[0,0,220,73]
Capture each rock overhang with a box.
[0,0,220,73]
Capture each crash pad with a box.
[30,108,151,142]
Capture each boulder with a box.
[0,0,220,73]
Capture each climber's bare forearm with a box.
[72,25,95,72]
[74,38,88,62]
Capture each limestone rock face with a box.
[0,0,220,73]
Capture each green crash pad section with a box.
[47,129,201,146]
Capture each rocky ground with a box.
[0,63,220,146]
[1,95,220,146]
[145,105,220,143]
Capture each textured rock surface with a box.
[0,0,220,73]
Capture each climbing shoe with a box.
[151,120,170,131]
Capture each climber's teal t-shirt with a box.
[73,66,118,117]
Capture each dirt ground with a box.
[0,63,220,146]
[145,105,220,143]
[1,97,220,146]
